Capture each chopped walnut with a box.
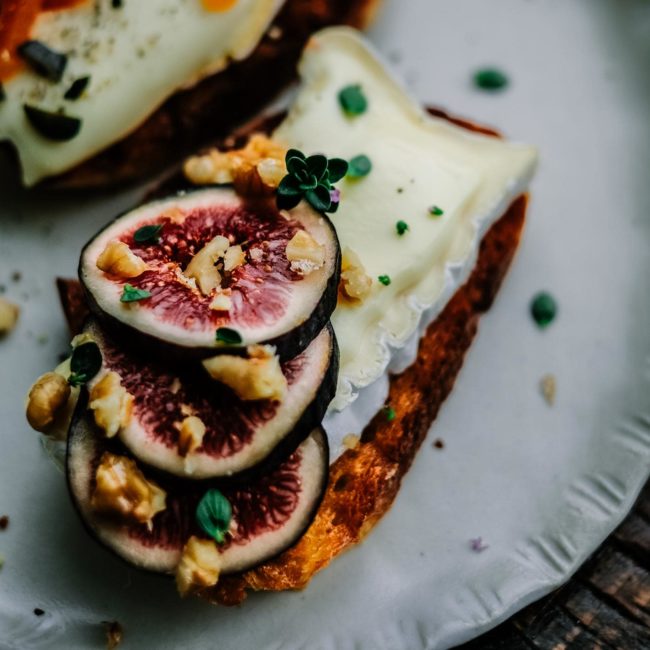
[91,452,166,528]
[286,230,326,274]
[96,240,147,278]
[203,345,287,402]
[26,372,71,433]
[209,292,232,312]
[0,297,19,335]
[89,372,133,438]
[183,134,287,197]
[176,536,222,597]
[342,434,360,450]
[103,620,123,649]
[540,374,556,406]
[177,415,205,457]
[184,235,229,295]
[223,245,245,272]
[340,248,373,301]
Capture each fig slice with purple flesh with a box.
[79,187,341,361]
[67,417,329,575]
[80,319,338,480]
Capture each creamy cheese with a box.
[273,27,538,420]
[0,0,283,185]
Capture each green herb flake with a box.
[347,154,372,178]
[530,292,557,328]
[133,223,163,244]
[338,84,368,116]
[429,205,444,216]
[196,489,232,544]
[120,284,152,303]
[384,405,396,421]
[396,220,409,236]
[378,275,391,286]
[68,342,102,387]
[215,327,243,345]
[473,68,509,91]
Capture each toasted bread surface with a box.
[43,0,380,189]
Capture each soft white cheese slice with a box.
[273,27,538,415]
[0,0,283,186]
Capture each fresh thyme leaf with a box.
[473,68,509,91]
[133,223,163,244]
[338,84,368,116]
[215,327,243,345]
[196,489,232,544]
[429,205,444,216]
[378,275,391,286]
[120,284,151,303]
[347,154,372,178]
[396,220,409,236]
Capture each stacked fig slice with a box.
[65,187,341,590]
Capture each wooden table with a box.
[457,481,650,649]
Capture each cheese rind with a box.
[273,27,538,411]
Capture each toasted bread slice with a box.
[29,0,379,190]
[56,105,528,605]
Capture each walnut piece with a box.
[0,298,19,335]
[177,415,206,457]
[286,230,326,274]
[540,374,557,406]
[340,248,373,301]
[209,292,232,312]
[26,372,71,433]
[184,235,229,295]
[89,371,133,438]
[176,536,222,597]
[223,244,245,272]
[203,345,287,402]
[96,240,147,278]
[91,452,166,528]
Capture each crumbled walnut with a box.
[96,240,147,278]
[103,620,124,650]
[183,134,287,197]
[89,372,133,438]
[184,235,229,295]
[203,346,287,401]
[26,372,71,433]
[209,292,232,312]
[0,297,19,335]
[340,248,372,301]
[177,416,205,457]
[286,230,326,274]
[91,452,166,528]
[223,245,245,272]
[540,374,556,406]
[342,434,360,450]
[176,536,222,597]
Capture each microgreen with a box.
[120,284,151,303]
[215,327,243,345]
[68,342,102,387]
[338,84,368,116]
[196,489,232,544]
[277,149,348,214]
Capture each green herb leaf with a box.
[285,149,306,163]
[196,489,232,544]
[338,84,368,116]
[133,224,163,244]
[473,68,509,91]
[306,154,328,180]
[530,292,557,328]
[120,284,152,303]
[215,327,243,345]
[384,406,396,421]
[327,158,349,183]
[305,185,332,212]
[286,154,307,177]
[68,342,102,387]
[429,205,444,216]
[396,220,409,236]
[347,154,372,178]
[378,275,391,286]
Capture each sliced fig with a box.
[67,416,329,574]
[80,320,337,480]
[79,187,340,360]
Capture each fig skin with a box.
[78,186,342,363]
[66,391,330,577]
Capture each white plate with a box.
[1,1,649,648]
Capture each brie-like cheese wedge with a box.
[0,0,283,186]
[273,27,538,420]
